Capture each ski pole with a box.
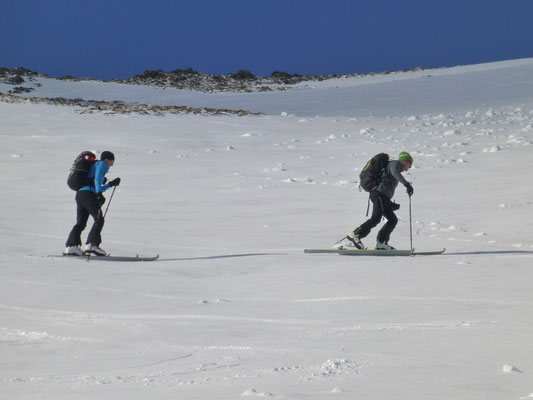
[409,194,413,253]
[103,186,116,218]
[334,235,348,246]
[87,187,116,260]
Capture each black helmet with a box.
[100,151,115,161]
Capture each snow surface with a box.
[1,59,533,399]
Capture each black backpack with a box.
[359,153,389,192]
[67,151,97,191]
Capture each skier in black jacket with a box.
[347,152,414,250]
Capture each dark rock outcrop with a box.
[0,91,263,117]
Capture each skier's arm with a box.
[93,162,110,193]
[390,162,409,186]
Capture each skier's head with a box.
[100,151,115,167]
[398,151,413,163]
[100,151,115,161]
[398,151,413,171]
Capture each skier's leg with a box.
[87,211,105,246]
[66,192,90,247]
[355,192,383,239]
[377,198,398,243]
[78,192,105,246]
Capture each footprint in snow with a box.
[483,145,502,153]
[444,129,462,136]
[198,299,230,304]
[272,365,299,372]
[242,388,273,396]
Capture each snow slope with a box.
[3,58,533,117]
[1,59,532,400]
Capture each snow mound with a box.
[320,358,360,377]
[502,364,524,373]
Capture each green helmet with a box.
[398,151,413,162]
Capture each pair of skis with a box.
[305,224,446,256]
[304,248,445,256]
[56,253,159,262]
[55,245,445,260]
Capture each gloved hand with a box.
[405,183,414,196]
[109,177,121,187]
[96,193,106,206]
[391,202,400,211]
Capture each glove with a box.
[96,193,106,206]
[391,202,400,211]
[109,177,121,187]
[405,183,414,196]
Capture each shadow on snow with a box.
[446,250,533,256]
[158,252,288,261]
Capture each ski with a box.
[52,254,160,262]
[304,248,445,256]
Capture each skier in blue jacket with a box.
[65,151,121,256]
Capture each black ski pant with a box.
[356,190,398,244]
[66,190,105,247]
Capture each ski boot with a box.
[64,245,83,256]
[84,244,108,256]
[375,241,395,250]
[346,232,365,249]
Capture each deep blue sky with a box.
[2,0,533,80]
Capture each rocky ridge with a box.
[113,68,341,92]
[0,65,436,116]
[1,65,436,93]
[0,67,266,116]
[0,92,262,117]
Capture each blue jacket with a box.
[79,160,111,194]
